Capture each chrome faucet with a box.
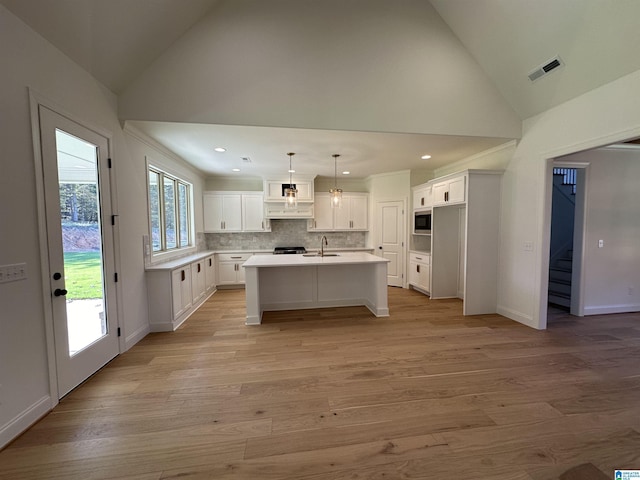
[320,235,328,256]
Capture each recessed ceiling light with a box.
[214,147,226,152]
[342,171,350,175]
[232,168,240,172]
[421,154,431,160]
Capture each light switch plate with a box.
[0,263,27,283]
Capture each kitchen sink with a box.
[302,253,339,257]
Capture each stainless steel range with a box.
[273,246,307,255]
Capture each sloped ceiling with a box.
[8,1,639,177]
[0,0,220,93]
[431,0,640,119]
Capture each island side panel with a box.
[316,264,367,306]
[259,265,317,311]
[369,262,389,317]
[244,266,262,325]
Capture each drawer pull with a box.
[231,256,242,259]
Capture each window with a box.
[147,166,192,253]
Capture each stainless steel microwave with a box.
[414,212,432,233]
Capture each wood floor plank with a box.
[2,288,640,479]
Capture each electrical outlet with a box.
[598,239,604,248]
[0,263,27,283]
[524,241,534,252]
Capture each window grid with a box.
[148,166,192,254]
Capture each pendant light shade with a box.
[284,152,297,209]
[330,154,343,208]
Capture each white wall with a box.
[118,0,520,140]
[0,6,179,448]
[559,147,640,314]
[497,69,640,329]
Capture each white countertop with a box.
[146,248,376,270]
[409,250,431,255]
[243,251,389,268]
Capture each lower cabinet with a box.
[191,259,206,304]
[147,253,217,332]
[408,252,430,294]
[217,253,252,286]
[171,265,192,319]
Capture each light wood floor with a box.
[2,288,640,479]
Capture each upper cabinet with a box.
[204,192,269,232]
[432,174,466,206]
[413,184,433,211]
[263,177,314,203]
[242,194,269,231]
[309,192,369,231]
[203,193,242,232]
[263,176,316,218]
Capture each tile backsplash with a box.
[205,219,368,251]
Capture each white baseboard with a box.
[584,304,640,315]
[125,323,150,351]
[0,395,51,450]
[497,305,541,329]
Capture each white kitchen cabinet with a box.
[308,192,368,231]
[190,259,206,304]
[264,177,314,202]
[408,252,430,294]
[217,253,252,286]
[413,184,433,211]
[431,170,502,316]
[203,193,242,232]
[146,252,217,332]
[204,192,270,232]
[171,265,192,318]
[242,194,269,231]
[432,174,465,206]
[309,193,334,230]
[335,194,368,230]
[204,255,216,291]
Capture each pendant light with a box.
[329,154,343,208]
[284,152,298,209]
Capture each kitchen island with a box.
[243,252,390,325]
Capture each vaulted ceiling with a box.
[3,0,639,178]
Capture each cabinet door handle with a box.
[421,197,424,206]
[417,265,420,273]
[181,270,185,281]
[209,259,212,267]
[198,263,201,273]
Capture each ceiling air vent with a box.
[528,56,564,82]
[241,156,252,163]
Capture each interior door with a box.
[39,105,119,397]
[376,200,405,287]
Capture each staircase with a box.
[548,249,572,308]
[548,168,577,310]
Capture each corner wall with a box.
[559,147,640,314]
[497,69,640,329]
[0,6,153,448]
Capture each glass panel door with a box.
[56,130,107,355]
[39,105,119,397]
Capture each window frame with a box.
[147,164,193,256]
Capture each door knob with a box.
[54,288,68,297]
[378,246,383,250]
[52,272,62,280]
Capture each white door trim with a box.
[375,197,407,288]
[28,89,122,404]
